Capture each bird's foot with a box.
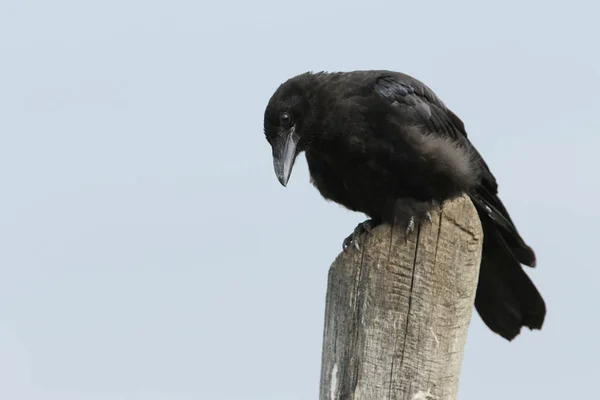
[425,212,433,223]
[400,212,433,242]
[343,218,382,252]
[405,217,415,236]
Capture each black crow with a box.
[263,70,545,341]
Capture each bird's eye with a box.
[279,112,293,128]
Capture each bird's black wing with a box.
[375,74,469,136]
[373,73,535,267]
[374,74,495,184]
[373,73,544,340]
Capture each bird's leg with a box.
[343,218,382,252]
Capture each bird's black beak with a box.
[272,127,300,187]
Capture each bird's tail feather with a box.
[470,193,546,340]
[471,187,536,267]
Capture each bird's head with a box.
[263,73,318,186]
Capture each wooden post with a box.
[319,194,483,400]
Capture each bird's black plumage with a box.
[263,70,545,340]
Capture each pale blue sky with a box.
[1,1,598,399]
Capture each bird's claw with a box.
[403,212,432,241]
[343,219,380,252]
[343,235,359,253]
[405,217,415,235]
[404,217,415,242]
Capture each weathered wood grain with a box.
[319,194,483,400]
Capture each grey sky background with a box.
[1,1,598,399]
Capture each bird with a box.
[262,70,545,341]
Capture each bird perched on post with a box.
[263,70,545,341]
